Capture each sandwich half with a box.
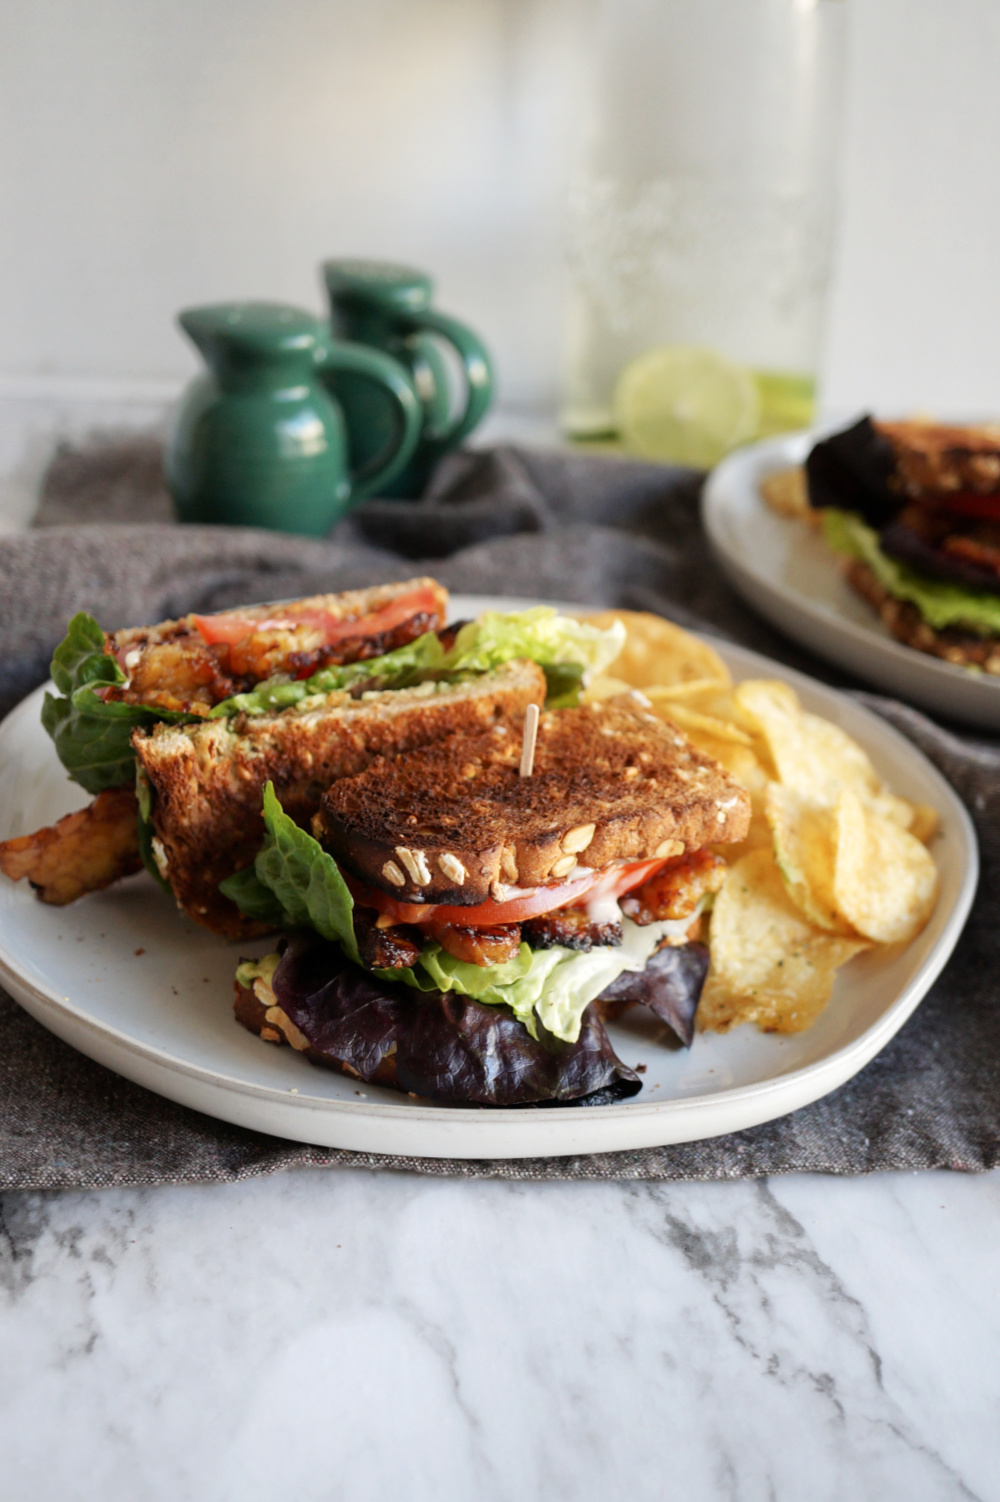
[231,699,752,1107]
[808,416,1000,671]
[1,590,625,936]
[134,660,546,939]
[0,578,448,906]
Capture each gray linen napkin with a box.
[2,442,998,1190]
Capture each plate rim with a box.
[0,596,979,1156]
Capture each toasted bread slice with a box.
[876,419,1000,498]
[315,700,752,907]
[133,659,546,939]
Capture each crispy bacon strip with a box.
[0,788,141,905]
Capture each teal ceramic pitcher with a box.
[322,260,494,498]
[166,302,422,534]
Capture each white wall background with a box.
[1,0,999,432]
[0,0,586,412]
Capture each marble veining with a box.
[2,1170,1000,1502]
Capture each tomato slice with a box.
[191,586,440,649]
[926,492,1000,524]
[342,858,666,929]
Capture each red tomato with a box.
[929,492,1000,524]
[191,586,440,649]
[342,858,666,929]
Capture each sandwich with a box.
[133,659,545,938]
[0,578,448,908]
[0,584,626,937]
[806,415,1000,672]
[230,698,752,1106]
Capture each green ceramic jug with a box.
[166,302,422,535]
[322,260,494,498]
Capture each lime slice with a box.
[614,346,761,468]
[752,370,816,437]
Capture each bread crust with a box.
[133,660,546,939]
[315,700,752,906]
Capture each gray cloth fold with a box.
[2,441,998,1191]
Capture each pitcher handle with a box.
[316,340,423,501]
[397,309,494,448]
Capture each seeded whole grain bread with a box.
[315,699,752,907]
[114,576,449,650]
[133,659,546,939]
[877,419,1000,498]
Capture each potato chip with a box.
[582,620,941,1024]
[908,803,941,845]
[698,688,768,739]
[760,465,811,521]
[700,848,870,1034]
[832,788,939,944]
[583,609,731,689]
[582,675,646,703]
[643,678,732,701]
[655,703,754,745]
[735,680,938,837]
[735,680,882,806]
[765,784,853,934]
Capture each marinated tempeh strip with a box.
[0,787,141,905]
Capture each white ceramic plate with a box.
[0,595,978,1159]
[703,431,1000,731]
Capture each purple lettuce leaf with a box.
[806,416,897,527]
[270,930,641,1107]
[879,520,1000,598]
[597,942,709,1048]
[396,990,641,1106]
[272,930,405,1079]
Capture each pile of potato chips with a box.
[582,610,940,1035]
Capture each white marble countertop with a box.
[3,1165,1000,1501]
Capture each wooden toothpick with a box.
[519,703,540,777]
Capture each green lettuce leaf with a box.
[218,865,288,927]
[540,662,585,709]
[381,920,674,1042]
[235,952,281,994]
[42,613,194,794]
[221,782,359,959]
[134,765,171,893]
[50,611,125,696]
[42,688,193,795]
[823,509,1000,637]
[440,607,626,683]
[209,608,626,719]
[209,631,446,718]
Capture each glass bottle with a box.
[562,0,847,466]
